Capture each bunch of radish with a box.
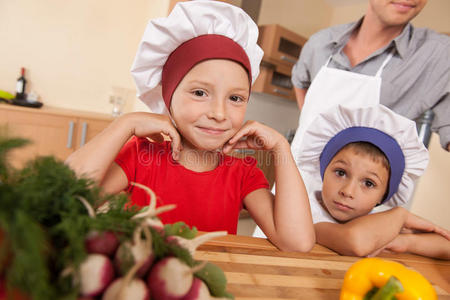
[75,182,232,300]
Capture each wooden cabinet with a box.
[0,104,113,167]
[253,24,307,101]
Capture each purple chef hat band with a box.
[319,126,405,204]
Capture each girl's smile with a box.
[195,126,229,135]
[170,59,250,153]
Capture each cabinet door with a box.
[3,109,77,167]
[253,64,296,101]
[75,118,112,149]
[258,24,307,68]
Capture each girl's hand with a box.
[124,112,182,160]
[404,212,450,241]
[222,120,288,154]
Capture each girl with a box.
[66,1,315,252]
[297,104,450,259]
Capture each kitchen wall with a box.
[0,0,169,114]
[258,0,333,38]
[1,0,449,228]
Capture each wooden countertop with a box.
[0,102,115,121]
[195,234,450,300]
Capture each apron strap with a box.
[375,48,396,77]
[325,55,333,67]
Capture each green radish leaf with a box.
[194,262,230,298]
[164,221,198,239]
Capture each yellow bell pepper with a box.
[340,258,437,300]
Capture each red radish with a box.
[79,254,114,297]
[102,260,150,300]
[114,224,153,277]
[147,257,206,300]
[182,278,211,300]
[85,231,119,257]
[168,231,227,256]
[77,197,120,257]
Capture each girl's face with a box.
[321,147,389,222]
[170,59,250,151]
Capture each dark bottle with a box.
[16,67,27,100]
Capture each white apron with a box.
[252,51,394,238]
[290,51,394,166]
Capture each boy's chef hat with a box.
[297,105,429,207]
[131,0,264,114]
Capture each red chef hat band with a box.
[161,34,252,110]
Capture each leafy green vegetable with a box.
[0,134,139,299]
[164,221,198,239]
[195,262,233,299]
[0,132,233,299]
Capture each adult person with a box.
[290,0,449,154]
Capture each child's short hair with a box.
[340,142,390,172]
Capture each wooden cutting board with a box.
[195,234,450,300]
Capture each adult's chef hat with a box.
[297,104,429,207]
[131,0,264,114]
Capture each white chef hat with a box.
[297,105,429,207]
[130,0,264,114]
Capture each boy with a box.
[297,104,450,259]
[66,1,315,252]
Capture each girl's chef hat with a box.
[131,0,264,114]
[297,105,429,207]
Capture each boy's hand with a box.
[124,112,182,160]
[222,120,288,154]
[404,212,450,240]
[383,235,410,254]
[367,234,411,257]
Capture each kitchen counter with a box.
[195,234,450,299]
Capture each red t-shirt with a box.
[114,137,269,234]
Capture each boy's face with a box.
[170,59,250,151]
[368,0,427,27]
[321,146,389,222]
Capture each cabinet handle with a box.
[80,122,88,147]
[273,88,290,96]
[66,121,75,149]
[280,55,297,64]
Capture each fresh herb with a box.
[0,131,232,299]
[0,133,138,299]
